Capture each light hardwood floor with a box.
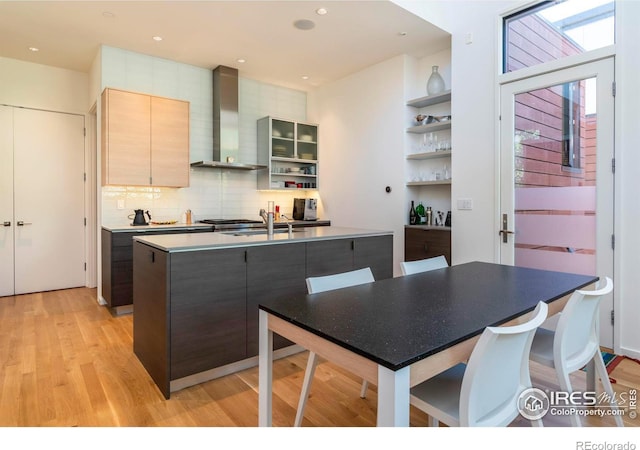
[0,287,637,427]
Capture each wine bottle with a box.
[409,201,417,225]
[415,202,425,224]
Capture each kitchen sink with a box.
[223,228,305,236]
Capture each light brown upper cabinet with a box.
[101,88,190,187]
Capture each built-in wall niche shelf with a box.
[407,90,451,108]
[407,179,452,186]
[406,149,452,160]
[407,121,451,134]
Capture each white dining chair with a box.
[410,301,548,427]
[294,267,375,427]
[400,255,448,276]
[528,277,623,427]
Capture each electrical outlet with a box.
[117,199,125,210]
[457,198,473,210]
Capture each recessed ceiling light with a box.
[294,19,315,30]
[398,31,408,37]
[102,11,115,18]
[237,58,246,63]
[28,47,39,52]
[316,8,328,15]
[152,36,163,42]
[301,76,309,80]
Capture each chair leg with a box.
[359,380,368,399]
[593,352,625,427]
[294,351,319,427]
[556,367,582,427]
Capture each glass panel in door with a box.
[499,58,614,346]
[512,79,597,274]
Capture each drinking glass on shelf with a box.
[419,134,428,152]
[428,133,436,152]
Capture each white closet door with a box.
[13,108,85,294]
[0,106,14,296]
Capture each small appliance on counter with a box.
[293,198,317,221]
[129,209,151,226]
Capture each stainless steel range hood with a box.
[191,65,266,170]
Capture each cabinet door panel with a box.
[151,96,190,187]
[246,243,306,356]
[306,239,354,277]
[353,235,393,280]
[103,89,151,186]
[170,248,246,379]
[133,243,170,397]
[404,228,451,265]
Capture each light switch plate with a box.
[457,198,473,210]
[117,199,125,210]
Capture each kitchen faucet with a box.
[280,214,294,238]
[259,208,274,237]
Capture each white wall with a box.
[0,57,88,113]
[395,0,640,357]
[615,0,640,358]
[307,55,408,275]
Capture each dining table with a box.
[258,261,599,426]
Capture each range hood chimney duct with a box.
[191,65,265,170]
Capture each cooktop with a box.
[198,219,263,225]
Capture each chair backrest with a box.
[553,277,613,372]
[459,301,548,427]
[306,267,375,294]
[400,255,448,276]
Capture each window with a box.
[503,0,615,73]
[561,81,581,169]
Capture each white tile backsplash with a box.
[101,46,316,226]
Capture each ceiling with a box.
[0,1,451,91]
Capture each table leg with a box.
[258,310,274,427]
[376,365,410,427]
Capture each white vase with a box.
[427,65,445,96]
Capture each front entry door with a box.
[499,58,615,347]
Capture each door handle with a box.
[17,221,32,226]
[3,221,10,227]
[499,213,514,243]
[498,229,515,242]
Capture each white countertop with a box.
[133,226,393,252]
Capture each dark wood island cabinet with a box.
[101,225,213,312]
[132,228,393,398]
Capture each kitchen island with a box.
[102,220,331,312]
[132,226,393,398]
[101,222,215,312]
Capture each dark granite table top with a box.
[259,261,598,371]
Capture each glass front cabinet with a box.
[257,116,318,191]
